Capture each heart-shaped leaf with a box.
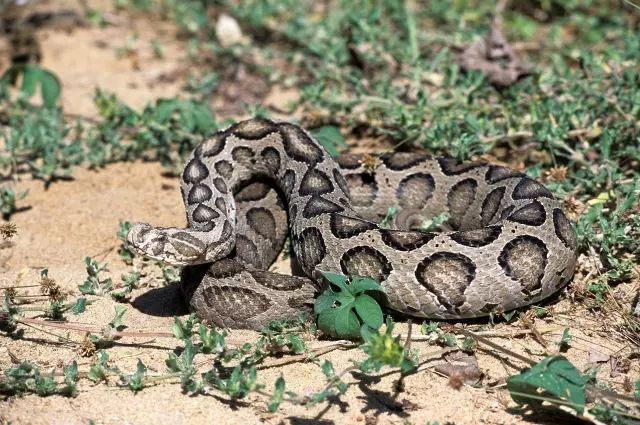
[334,306,360,339]
[354,294,384,329]
[314,290,337,314]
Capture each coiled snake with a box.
[127,118,578,330]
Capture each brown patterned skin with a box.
[127,118,579,329]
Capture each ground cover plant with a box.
[0,0,639,423]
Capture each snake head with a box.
[126,222,207,266]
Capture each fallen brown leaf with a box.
[434,351,483,388]
[456,17,531,87]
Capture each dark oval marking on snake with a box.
[192,204,220,223]
[485,165,525,183]
[335,154,363,169]
[188,184,213,204]
[330,214,376,239]
[215,197,227,213]
[447,178,478,229]
[282,169,296,198]
[380,153,430,171]
[396,173,435,208]
[249,271,307,291]
[415,252,476,314]
[213,177,228,194]
[261,147,281,174]
[437,157,484,176]
[553,208,577,250]
[183,156,209,183]
[450,226,502,247]
[214,160,233,179]
[302,196,344,219]
[202,285,271,321]
[299,169,335,196]
[231,146,255,163]
[340,246,393,283]
[507,201,547,226]
[205,258,245,279]
[236,182,271,202]
[278,123,324,165]
[380,229,436,251]
[170,231,206,258]
[230,117,278,139]
[246,207,277,241]
[296,227,326,274]
[498,235,548,295]
[480,186,506,226]
[512,178,554,200]
[201,133,227,157]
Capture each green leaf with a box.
[348,277,385,295]
[87,364,107,382]
[109,305,127,331]
[314,289,337,314]
[70,297,87,315]
[507,356,589,414]
[359,324,377,342]
[321,360,335,378]
[40,69,61,108]
[310,126,347,157]
[354,294,383,329]
[21,65,40,97]
[77,280,96,295]
[320,271,349,291]
[317,307,339,337]
[268,376,285,412]
[334,306,360,339]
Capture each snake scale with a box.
[127,118,578,330]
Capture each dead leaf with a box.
[434,351,483,388]
[610,356,631,378]
[456,17,531,87]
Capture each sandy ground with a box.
[0,2,638,424]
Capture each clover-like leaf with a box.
[315,272,386,339]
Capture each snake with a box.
[126,118,578,330]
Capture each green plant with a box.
[360,317,415,373]
[314,272,386,339]
[507,356,590,414]
[0,187,28,219]
[0,361,78,397]
[78,257,113,296]
[0,64,61,108]
[117,221,134,264]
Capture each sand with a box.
[0,2,638,424]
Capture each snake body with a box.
[127,118,578,329]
